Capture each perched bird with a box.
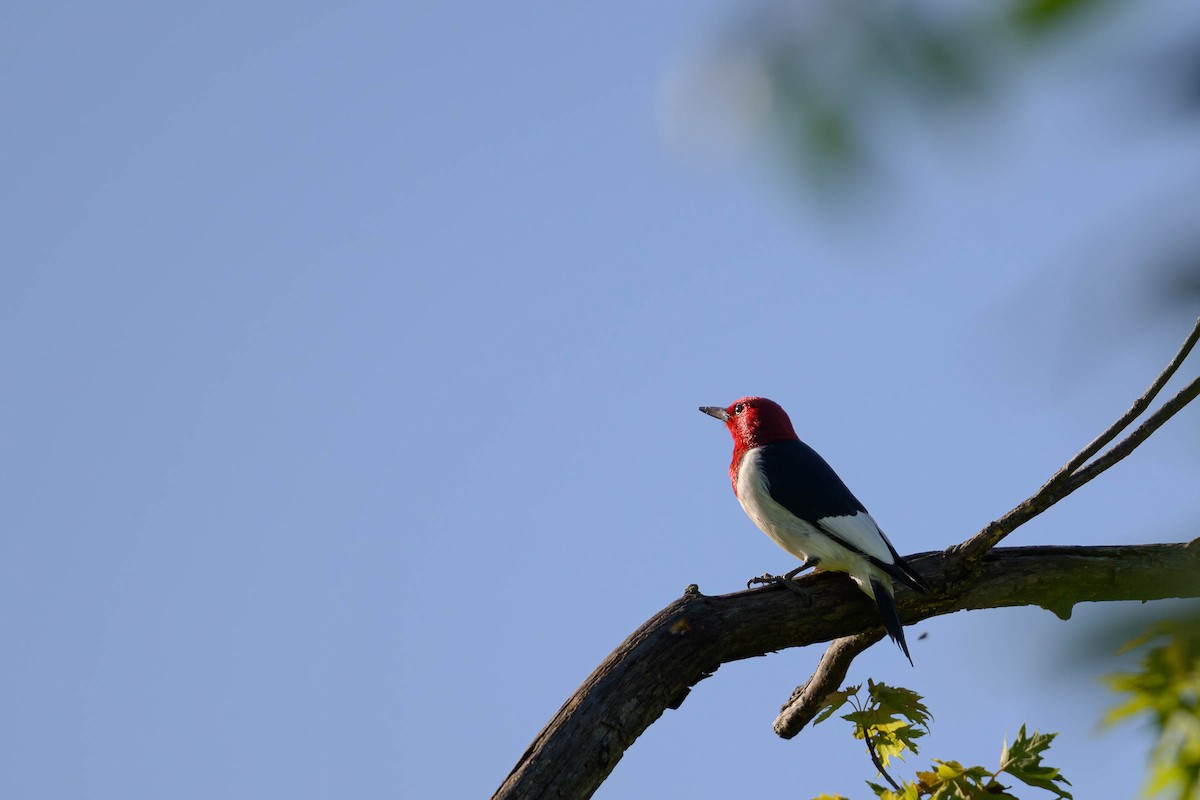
[700,396,927,663]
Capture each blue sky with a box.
[3,2,1199,798]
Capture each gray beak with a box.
[699,406,729,421]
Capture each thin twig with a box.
[1068,375,1200,489]
[1052,316,1200,483]
[863,726,903,794]
[952,318,1200,562]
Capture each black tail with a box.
[871,578,913,666]
[878,553,928,595]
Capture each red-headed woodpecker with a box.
[700,396,927,664]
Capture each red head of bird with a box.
[699,397,799,486]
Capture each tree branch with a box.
[1055,316,1200,481]
[774,631,882,738]
[1067,374,1200,489]
[493,542,1200,799]
[952,316,1200,561]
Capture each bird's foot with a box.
[776,576,809,599]
[746,572,810,600]
[747,572,785,589]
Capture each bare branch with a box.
[493,542,1200,800]
[774,631,882,738]
[1054,316,1200,481]
[952,318,1200,561]
[1068,374,1200,489]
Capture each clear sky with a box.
[3,2,1199,799]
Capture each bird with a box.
[700,396,928,664]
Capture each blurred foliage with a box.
[1103,614,1200,800]
[675,0,1200,313]
[1012,0,1109,34]
[709,0,1120,185]
[812,680,1071,799]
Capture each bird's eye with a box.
[733,403,745,415]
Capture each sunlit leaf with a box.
[867,780,919,800]
[996,725,1073,799]
[868,680,933,730]
[813,685,861,726]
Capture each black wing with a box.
[755,439,868,523]
[759,440,928,593]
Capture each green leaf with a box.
[842,708,894,730]
[860,720,926,768]
[980,779,1020,800]
[1103,617,1200,800]
[868,679,933,730]
[913,760,996,799]
[866,780,919,800]
[996,725,1073,799]
[840,680,932,768]
[813,685,861,726]
[1100,688,1153,727]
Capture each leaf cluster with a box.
[813,681,1072,800]
[1104,617,1200,800]
[815,679,931,771]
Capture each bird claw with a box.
[747,558,819,589]
[747,572,784,589]
[746,573,810,600]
